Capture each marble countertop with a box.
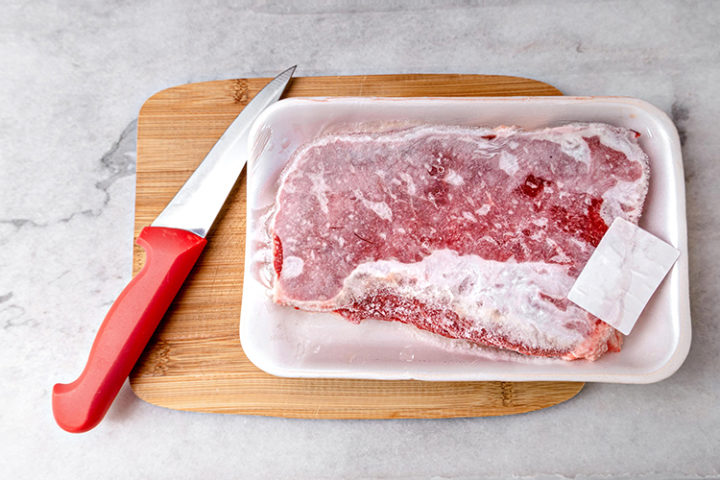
[2,1,719,478]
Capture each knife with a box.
[52,66,296,433]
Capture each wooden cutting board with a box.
[130,74,584,418]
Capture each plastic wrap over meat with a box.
[269,123,650,360]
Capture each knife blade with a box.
[52,66,296,433]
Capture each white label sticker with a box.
[568,218,680,335]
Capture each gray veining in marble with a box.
[1,1,719,479]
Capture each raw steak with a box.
[269,123,649,360]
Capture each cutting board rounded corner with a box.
[131,73,584,419]
[138,78,249,118]
[127,377,158,407]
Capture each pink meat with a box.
[270,124,649,360]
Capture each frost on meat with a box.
[269,124,649,361]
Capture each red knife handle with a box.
[52,226,207,433]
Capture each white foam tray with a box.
[240,96,690,383]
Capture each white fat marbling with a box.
[476,204,492,216]
[443,169,465,186]
[354,190,393,221]
[280,256,305,280]
[2,1,719,479]
[498,151,520,175]
[308,171,330,214]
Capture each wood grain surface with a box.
[129,73,585,418]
